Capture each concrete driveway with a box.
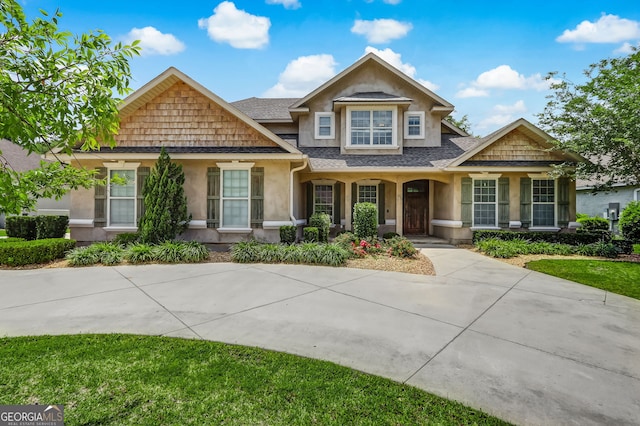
[1,247,639,425]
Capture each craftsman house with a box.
[57,53,583,243]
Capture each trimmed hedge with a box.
[353,202,378,240]
[0,238,25,244]
[309,213,331,243]
[472,230,607,246]
[231,240,349,267]
[303,227,319,242]
[0,238,76,266]
[5,215,68,240]
[279,225,297,245]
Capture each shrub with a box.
[125,243,155,264]
[309,213,331,243]
[0,238,75,266]
[576,242,619,258]
[88,242,126,265]
[231,240,261,263]
[620,201,640,243]
[257,243,284,263]
[332,232,357,250]
[0,238,25,244]
[279,225,297,244]
[473,229,607,245]
[5,216,37,240]
[178,241,209,263]
[576,215,609,233]
[353,202,378,240]
[303,227,319,242]
[113,232,140,246]
[387,237,418,258]
[152,241,184,263]
[66,246,100,266]
[383,232,400,240]
[612,238,633,255]
[35,215,68,239]
[316,244,349,266]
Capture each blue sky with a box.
[22,0,640,135]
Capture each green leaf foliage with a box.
[353,202,378,240]
[537,47,640,187]
[0,1,140,214]
[0,238,75,266]
[619,201,640,243]
[309,212,331,243]
[138,148,191,244]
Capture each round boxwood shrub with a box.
[303,227,319,242]
[279,225,297,244]
[576,215,609,234]
[620,201,640,243]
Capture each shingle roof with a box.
[231,97,299,121]
[300,135,482,170]
[93,146,289,154]
[0,139,47,171]
[461,160,569,167]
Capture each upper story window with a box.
[314,112,335,139]
[532,179,555,227]
[404,111,425,139]
[346,106,397,147]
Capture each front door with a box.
[403,180,428,235]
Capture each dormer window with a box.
[346,106,397,147]
[404,111,425,139]
[315,112,335,139]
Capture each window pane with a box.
[358,185,377,204]
[223,200,248,227]
[373,110,392,128]
[319,116,331,126]
[110,170,135,197]
[474,204,496,226]
[351,110,370,128]
[533,204,555,227]
[314,185,333,218]
[373,129,392,145]
[318,126,331,136]
[351,130,370,145]
[408,114,421,136]
[473,180,496,202]
[223,170,248,197]
[533,180,554,203]
[110,199,135,226]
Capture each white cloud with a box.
[614,41,639,54]
[418,79,439,91]
[198,1,270,49]
[351,19,412,43]
[263,54,337,97]
[557,14,640,44]
[455,87,489,98]
[266,0,301,9]
[493,100,527,114]
[123,26,185,56]
[456,65,556,97]
[364,46,416,75]
[383,0,402,4]
[477,114,513,129]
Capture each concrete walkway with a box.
[1,248,639,425]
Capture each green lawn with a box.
[634,244,640,254]
[0,334,510,425]
[527,259,640,300]
[0,229,5,237]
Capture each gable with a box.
[115,82,281,148]
[466,129,565,162]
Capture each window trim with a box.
[531,178,557,228]
[312,183,334,220]
[314,112,335,139]
[104,162,140,230]
[218,162,254,231]
[404,111,425,139]
[356,180,381,204]
[471,178,499,229]
[345,105,398,148]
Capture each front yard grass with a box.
[0,229,6,237]
[634,244,640,254]
[0,334,509,425]
[527,259,640,300]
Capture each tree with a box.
[444,112,475,136]
[138,148,191,244]
[537,47,640,188]
[0,0,140,214]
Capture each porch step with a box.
[405,236,454,248]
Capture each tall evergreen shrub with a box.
[353,202,378,240]
[138,147,191,243]
[620,201,640,243]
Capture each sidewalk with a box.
[1,248,639,425]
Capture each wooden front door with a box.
[403,180,429,235]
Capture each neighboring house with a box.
[52,53,583,243]
[0,139,70,228]
[576,179,639,223]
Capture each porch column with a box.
[345,182,353,231]
[396,181,403,235]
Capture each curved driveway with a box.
[1,247,639,425]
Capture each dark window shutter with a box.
[333,183,341,225]
[351,182,357,227]
[207,167,220,228]
[94,167,107,227]
[498,177,510,228]
[251,167,264,228]
[378,183,385,225]
[461,177,472,227]
[520,177,532,228]
[306,182,314,219]
[136,167,150,223]
[557,177,570,228]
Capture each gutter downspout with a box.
[290,156,308,225]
